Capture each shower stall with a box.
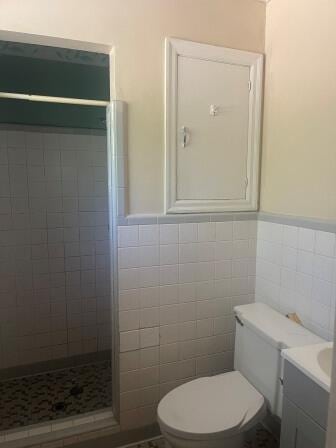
[0,40,119,436]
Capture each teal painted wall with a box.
[0,99,107,130]
[0,53,109,129]
[0,54,109,99]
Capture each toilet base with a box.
[161,428,246,448]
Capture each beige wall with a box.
[261,0,336,220]
[0,0,265,214]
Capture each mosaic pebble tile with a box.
[0,360,112,431]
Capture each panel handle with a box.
[180,126,189,148]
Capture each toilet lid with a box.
[157,371,266,441]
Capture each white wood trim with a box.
[0,92,109,107]
[164,37,264,214]
[109,47,117,101]
[0,30,111,54]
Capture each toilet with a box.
[157,302,324,448]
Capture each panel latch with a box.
[180,126,189,148]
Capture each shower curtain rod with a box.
[0,91,109,107]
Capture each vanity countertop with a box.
[282,342,333,392]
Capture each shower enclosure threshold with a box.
[0,408,119,446]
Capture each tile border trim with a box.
[118,212,258,225]
[258,212,336,233]
[118,211,336,233]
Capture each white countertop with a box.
[282,342,333,392]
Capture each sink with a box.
[318,347,333,377]
[282,342,333,392]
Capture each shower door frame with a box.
[0,30,121,423]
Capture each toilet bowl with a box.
[158,371,266,448]
[157,303,324,448]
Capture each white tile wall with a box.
[118,219,257,429]
[4,128,332,435]
[256,220,336,341]
[0,127,111,370]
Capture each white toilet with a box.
[157,303,324,448]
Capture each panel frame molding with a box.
[164,37,264,214]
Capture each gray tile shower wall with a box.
[0,126,111,370]
[117,219,257,429]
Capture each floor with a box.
[0,360,112,431]
[245,425,279,448]
[131,426,279,448]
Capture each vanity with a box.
[280,342,332,448]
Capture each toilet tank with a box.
[233,303,324,418]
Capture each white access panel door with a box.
[165,38,263,213]
[177,56,250,201]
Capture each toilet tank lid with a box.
[234,303,325,350]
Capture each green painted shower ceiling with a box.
[0,46,110,129]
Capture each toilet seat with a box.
[157,371,266,441]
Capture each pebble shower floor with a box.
[0,360,111,431]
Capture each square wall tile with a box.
[140,327,159,348]
[159,224,179,245]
